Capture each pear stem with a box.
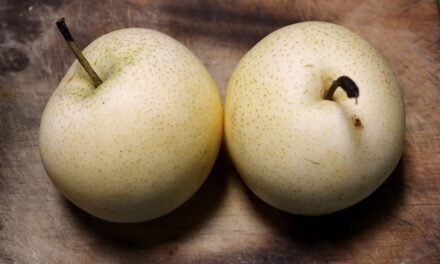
[324,76,359,103]
[56,18,102,87]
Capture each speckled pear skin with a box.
[225,22,405,215]
[39,28,223,223]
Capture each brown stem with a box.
[56,18,102,87]
[324,76,359,104]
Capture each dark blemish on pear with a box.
[304,158,320,165]
[354,118,363,128]
[65,75,74,84]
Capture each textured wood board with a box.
[0,0,439,263]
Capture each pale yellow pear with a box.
[225,22,405,215]
[40,28,223,222]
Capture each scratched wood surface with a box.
[1,0,439,263]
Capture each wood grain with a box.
[1,0,439,263]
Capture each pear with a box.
[40,20,223,222]
[225,21,405,215]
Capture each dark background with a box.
[0,0,439,263]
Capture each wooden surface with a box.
[1,0,439,263]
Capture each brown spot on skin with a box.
[65,74,74,84]
[304,158,320,165]
[354,118,363,128]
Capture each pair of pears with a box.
[40,22,405,223]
